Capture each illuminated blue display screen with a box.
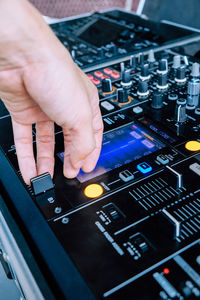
[58,122,165,183]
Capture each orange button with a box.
[94,71,104,78]
[110,70,120,79]
[92,78,101,85]
[84,184,103,198]
[87,74,93,80]
[104,68,112,75]
[185,141,200,152]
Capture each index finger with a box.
[12,119,37,184]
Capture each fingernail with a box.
[64,167,80,178]
[81,161,96,173]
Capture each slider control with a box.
[174,98,187,123]
[31,172,55,205]
[166,165,183,190]
[162,209,181,237]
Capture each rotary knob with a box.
[187,78,200,109]
[121,69,132,88]
[151,91,163,109]
[157,59,168,74]
[157,73,168,90]
[140,64,150,81]
[102,78,113,93]
[175,66,187,85]
[137,81,149,98]
[191,62,200,78]
[117,88,128,103]
[172,55,181,69]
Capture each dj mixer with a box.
[0,9,200,300]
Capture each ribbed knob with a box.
[157,59,168,74]
[157,74,168,89]
[151,91,163,109]
[191,62,200,77]
[121,69,132,84]
[176,66,186,79]
[140,64,150,78]
[172,55,181,69]
[118,88,128,103]
[175,66,187,85]
[138,81,148,93]
[187,78,200,108]
[137,81,149,98]
[148,49,155,64]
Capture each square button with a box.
[156,154,169,165]
[137,162,152,174]
[119,170,134,182]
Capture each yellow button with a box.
[84,184,103,198]
[185,141,200,152]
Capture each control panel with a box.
[0,11,200,299]
[50,9,200,69]
[1,47,200,299]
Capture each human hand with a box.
[0,0,103,184]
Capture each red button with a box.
[94,71,104,78]
[163,268,170,275]
[92,78,101,85]
[110,70,120,79]
[104,68,112,75]
[87,74,93,80]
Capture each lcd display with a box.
[58,122,165,183]
[77,19,123,47]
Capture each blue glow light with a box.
[137,162,153,174]
[58,122,165,182]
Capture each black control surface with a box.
[0,23,200,300]
[50,9,200,69]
